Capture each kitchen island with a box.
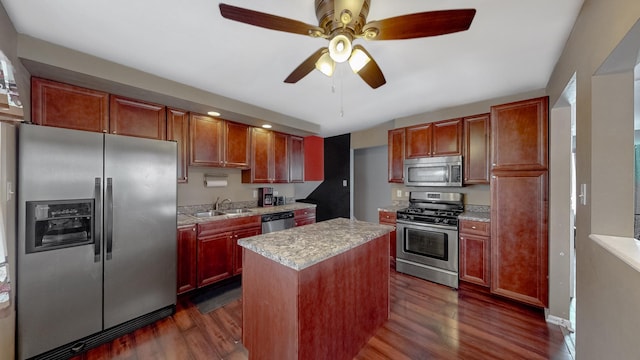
[238,218,392,360]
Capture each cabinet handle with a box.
[112,131,116,134]
[471,226,476,229]
[192,228,196,232]
[102,129,107,133]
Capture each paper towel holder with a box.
[204,174,228,188]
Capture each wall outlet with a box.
[252,189,258,198]
[274,190,279,196]
[405,191,409,197]
[396,189,402,197]
[343,179,348,187]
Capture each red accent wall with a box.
[304,136,324,181]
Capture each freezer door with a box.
[17,125,104,359]
[103,134,177,328]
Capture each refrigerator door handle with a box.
[94,178,102,262]
[106,177,113,260]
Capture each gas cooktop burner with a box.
[396,191,464,227]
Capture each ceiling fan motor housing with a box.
[315,0,370,36]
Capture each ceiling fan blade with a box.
[350,45,386,89]
[284,48,328,84]
[334,0,365,26]
[219,3,325,37]
[362,9,476,40]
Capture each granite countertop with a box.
[177,202,316,226]
[238,218,394,271]
[458,211,491,222]
[378,204,407,213]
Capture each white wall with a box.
[353,146,392,222]
[546,0,640,358]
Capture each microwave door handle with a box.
[93,178,101,262]
[106,177,113,260]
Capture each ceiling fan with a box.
[219,1,476,89]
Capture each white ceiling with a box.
[1,0,584,137]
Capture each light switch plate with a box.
[396,189,402,197]
[252,189,258,198]
[343,179,347,187]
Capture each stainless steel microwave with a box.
[404,155,463,187]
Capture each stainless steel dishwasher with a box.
[261,211,295,233]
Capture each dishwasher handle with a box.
[261,211,294,222]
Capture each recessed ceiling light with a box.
[207,111,221,117]
[262,124,272,129]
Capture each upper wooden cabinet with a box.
[388,128,405,183]
[224,121,251,168]
[463,113,490,184]
[405,118,462,158]
[432,118,463,156]
[189,114,251,169]
[31,77,109,133]
[289,135,304,183]
[109,95,166,140]
[242,128,291,183]
[491,97,549,171]
[304,136,324,181]
[405,123,432,158]
[189,114,224,167]
[167,108,189,183]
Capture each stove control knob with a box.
[442,219,449,225]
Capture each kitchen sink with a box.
[194,210,226,218]
[221,208,253,215]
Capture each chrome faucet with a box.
[214,197,232,210]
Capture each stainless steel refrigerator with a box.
[17,124,177,359]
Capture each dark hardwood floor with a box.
[72,268,572,360]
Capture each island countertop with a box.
[238,217,393,271]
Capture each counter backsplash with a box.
[178,197,295,214]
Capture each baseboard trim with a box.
[546,314,575,332]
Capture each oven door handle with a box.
[396,220,458,231]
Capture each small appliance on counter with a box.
[274,196,285,206]
[258,187,273,207]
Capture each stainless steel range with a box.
[396,191,464,288]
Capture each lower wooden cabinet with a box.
[378,210,397,264]
[198,216,261,283]
[232,226,261,275]
[177,225,197,295]
[491,170,548,308]
[294,207,316,227]
[459,219,490,287]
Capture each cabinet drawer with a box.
[459,220,490,236]
[294,207,316,218]
[378,211,396,224]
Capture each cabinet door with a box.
[31,77,109,133]
[232,227,261,275]
[405,123,432,158]
[378,211,397,263]
[491,170,548,307]
[167,108,189,183]
[190,114,224,167]
[491,97,548,171]
[177,225,197,294]
[273,131,289,183]
[463,114,490,184]
[388,128,405,183]
[289,135,304,183]
[459,233,490,287]
[197,231,233,287]
[243,127,272,183]
[225,121,251,168]
[432,118,463,156]
[109,95,166,140]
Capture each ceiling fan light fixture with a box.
[348,48,371,73]
[315,52,335,77]
[328,34,352,63]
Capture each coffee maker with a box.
[258,187,274,207]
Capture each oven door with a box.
[396,221,458,272]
